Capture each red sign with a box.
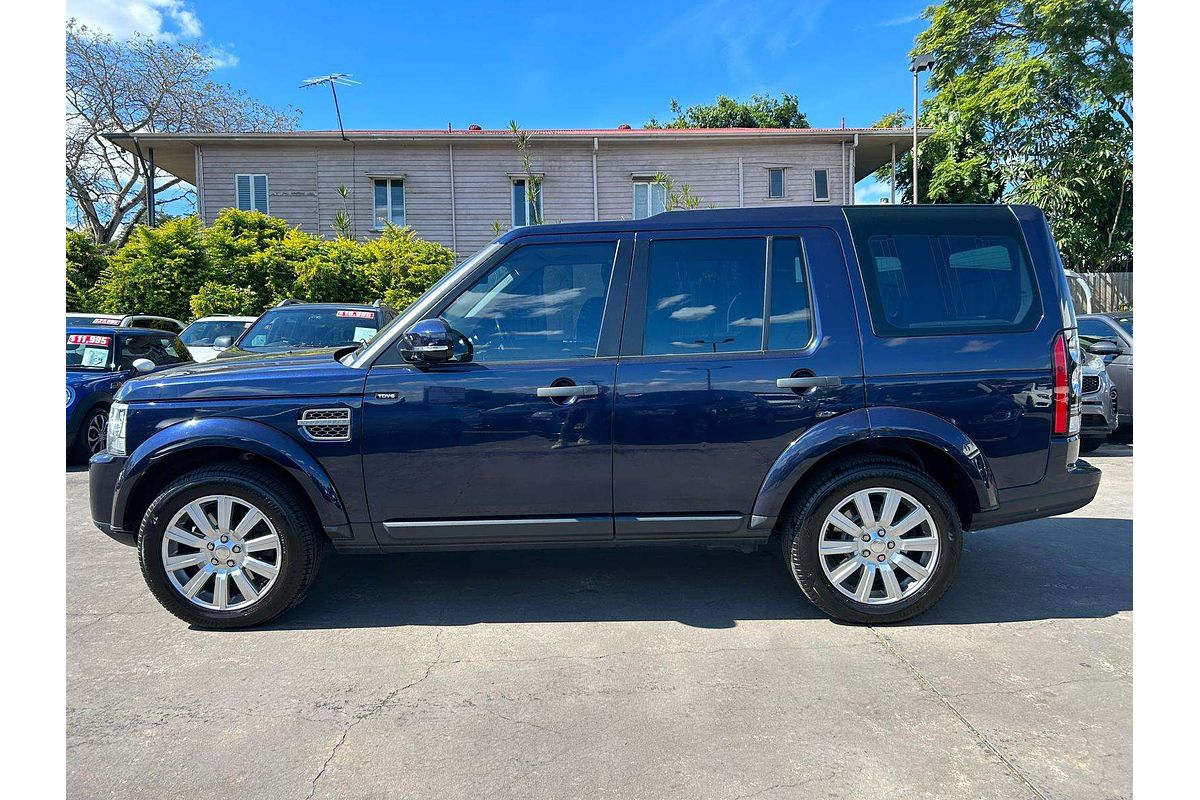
[68,334,111,346]
[336,309,374,319]
[91,317,122,325]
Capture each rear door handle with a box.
[536,384,600,398]
[776,376,842,389]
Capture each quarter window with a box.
[633,180,667,219]
[813,169,829,202]
[862,236,1038,333]
[235,174,269,213]
[511,178,543,227]
[373,178,405,229]
[440,242,617,363]
[642,238,766,356]
[768,168,786,199]
[767,238,814,350]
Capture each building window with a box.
[511,178,543,227]
[813,169,830,202]
[373,178,405,229]
[235,174,269,213]
[633,179,667,219]
[768,168,786,199]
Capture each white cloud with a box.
[670,305,716,322]
[69,1,203,42]
[655,293,689,310]
[877,13,923,27]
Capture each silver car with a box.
[1079,355,1118,453]
[1078,311,1132,432]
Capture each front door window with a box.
[441,241,617,362]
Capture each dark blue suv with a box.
[67,326,193,462]
[89,206,1100,628]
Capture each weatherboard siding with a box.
[197,137,851,257]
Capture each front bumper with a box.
[89,451,136,546]
[1080,387,1119,437]
[969,437,1102,531]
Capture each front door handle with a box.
[776,376,841,389]
[536,384,600,398]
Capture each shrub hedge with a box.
[65,209,458,320]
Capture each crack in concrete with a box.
[303,628,446,800]
[871,627,1051,800]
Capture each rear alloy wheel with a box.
[138,465,323,628]
[784,458,962,624]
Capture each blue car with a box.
[90,205,1101,628]
[67,326,193,462]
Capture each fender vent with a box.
[1082,374,1100,394]
[298,408,351,441]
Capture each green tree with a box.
[647,93,810,129]
[292,237,372,304]
[190,282,259,317]
[362,223,457,310]
[66,230,111,311]
[885,0,1131,270]
[204,209,292,310]
[98,216,207,320]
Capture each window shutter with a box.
[252,175,269,213]
[236,175,252,211]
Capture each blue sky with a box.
[68,0,934,201]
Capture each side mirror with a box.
[399,319,466,364]
[1085,339,1121,357]
[132,358,155,375]
[212,335,233,350]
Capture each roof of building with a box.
[103,126,933,184]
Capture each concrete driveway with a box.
[67,445,1132,800]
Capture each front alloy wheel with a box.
[161,494,282,611]
[138,465,323,628]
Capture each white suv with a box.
[179,315,258,362]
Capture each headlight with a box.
[66,387,74,408]
[107,402,128,456]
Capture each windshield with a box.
[66,333,113,370]
[238,307,379,352]
[182,319,253,346]
[1110,312,1132,335]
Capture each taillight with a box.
[1052,331,1082,436]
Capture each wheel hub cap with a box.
[817,487,940,606]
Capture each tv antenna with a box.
[300,73,360,141]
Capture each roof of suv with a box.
[496,204,1037,241]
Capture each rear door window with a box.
[846,207,1042,336]
[642,238,766,355]
[766,237,814,351]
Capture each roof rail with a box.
[275,298,301,307]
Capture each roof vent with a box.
[617,124,632,130]
[468,124,482,131]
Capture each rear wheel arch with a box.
[768,437,982,537]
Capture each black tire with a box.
[70,405,108,464]
[782,457,962,624]
[1079,437,1105,453]
[137,464,324,628]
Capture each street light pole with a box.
[909,54,936,205]
[912,70,919,204]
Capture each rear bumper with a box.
[969,438,1101,531]
[89,451,136,546]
